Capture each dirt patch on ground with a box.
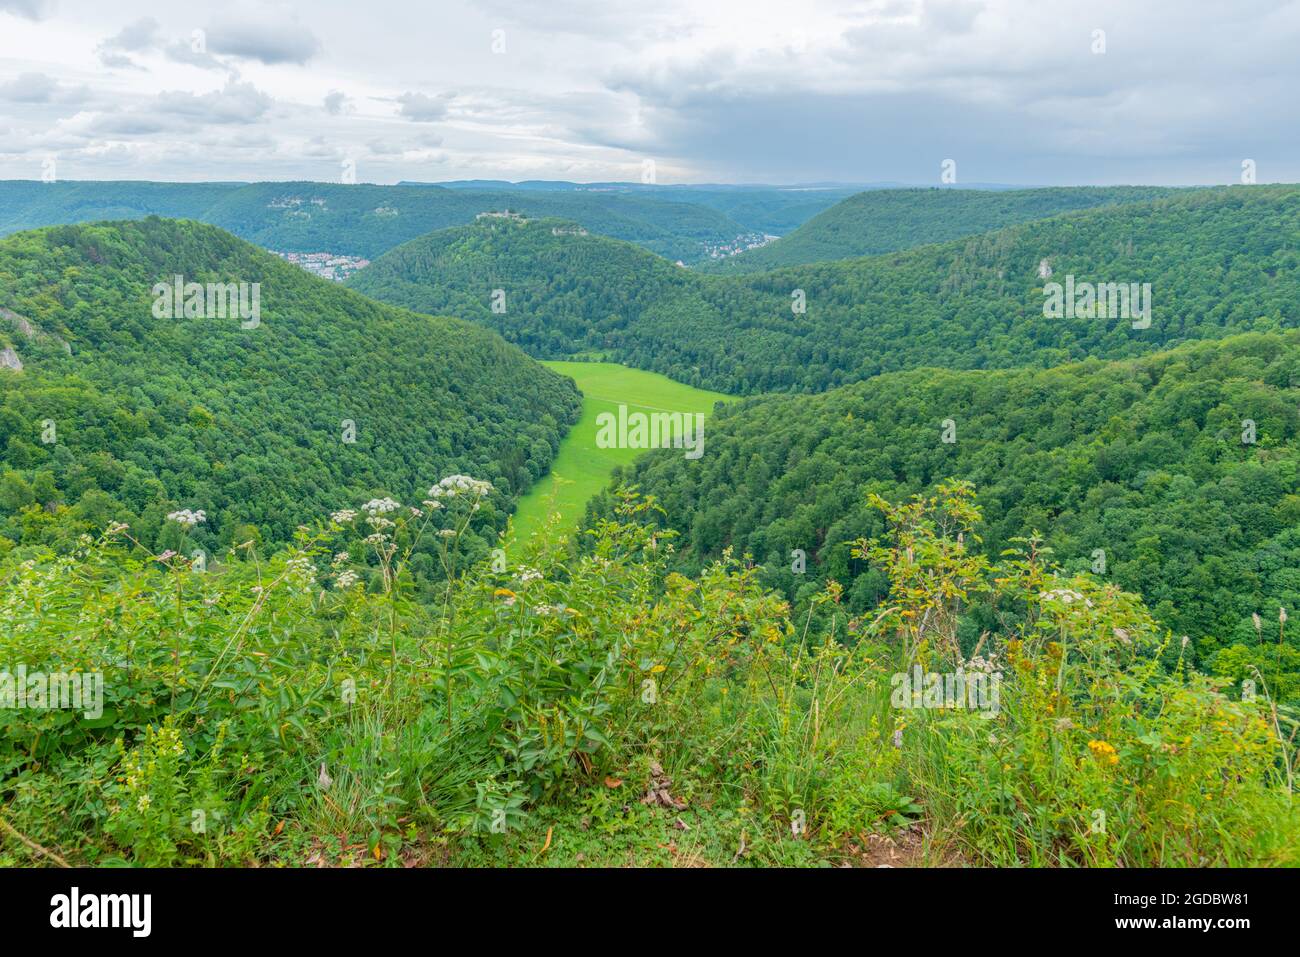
[843,825,969,867]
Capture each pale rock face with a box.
[0,346,22,372]
[0,307,34,337]
[1,306,71,354]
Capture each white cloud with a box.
[1,0,1298,184]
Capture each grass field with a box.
[510,361,731,545]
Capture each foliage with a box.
[0,218,581,568]
[615,332,1300,701]
[1,485,1293,867]
[354,185,1300,393]
[698,185,1177,273]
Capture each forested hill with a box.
[606,330,1300,700]
[352,186,1300,394]
[697,185,1180,273]
[0,218,581,557]
[348,215,706,360]
[0,181,754,264]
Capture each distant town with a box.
[271,250,371,281]
[702,232,779,260]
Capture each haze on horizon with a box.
[1,0,1298,187]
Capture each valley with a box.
[2,180,1298,873]
[509,361,730,545]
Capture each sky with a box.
[1,0,1298,186]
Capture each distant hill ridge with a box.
[351,185,1300,394]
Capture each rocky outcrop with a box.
[0,306,71,355]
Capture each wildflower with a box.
[332,551,349,566]
[156,550,177,562]
[516,566,542,584]
[427,475,493,500]
[330,509,357,524]
[335,570,359,590]
[104,521,129,537]
[136,794,152,812]
[167,508,206,527]
[1252,612,1262,634]
[361,497,400,516]
[438,528,456,538]
[1282,607,1289,625]
[285,554,316,591]
[1087,739,1119,766]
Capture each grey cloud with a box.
[0,73,90,107]
[922,0,984,35]
[96,17,161,68]
[0,73,58,102]
[153,81,273,125]
[89,112,171,135]
[323,90,349,115]
[395,91,452,122]
[163,39,229,72]
[0,0,52,20]
[206,9,322,65]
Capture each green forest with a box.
[0,218,580,577]
[352,185,1300,393]
[697,186,1179,273]
[0,180,850,265]
[600,331,1300,704]
[2,181,1298,871]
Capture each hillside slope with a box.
[353,186,1300,393]
[606,331,1300,697]
[697,185,1179,273]
[0,218,581,555]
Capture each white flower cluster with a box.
[427,475,493,500]
[335,570,359,590]
[285,554,316,591]
[532,604,567,617]
[965,654,1000,674]
[362,497,401,515]
[516,566,542,584]
[331,509,357,524]
[167,508,206,527]
[1039,588,1092,607]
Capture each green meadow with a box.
[509,361,731,545]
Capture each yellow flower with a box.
[1088,739,1119,766]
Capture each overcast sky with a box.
[1,0,1298,186]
